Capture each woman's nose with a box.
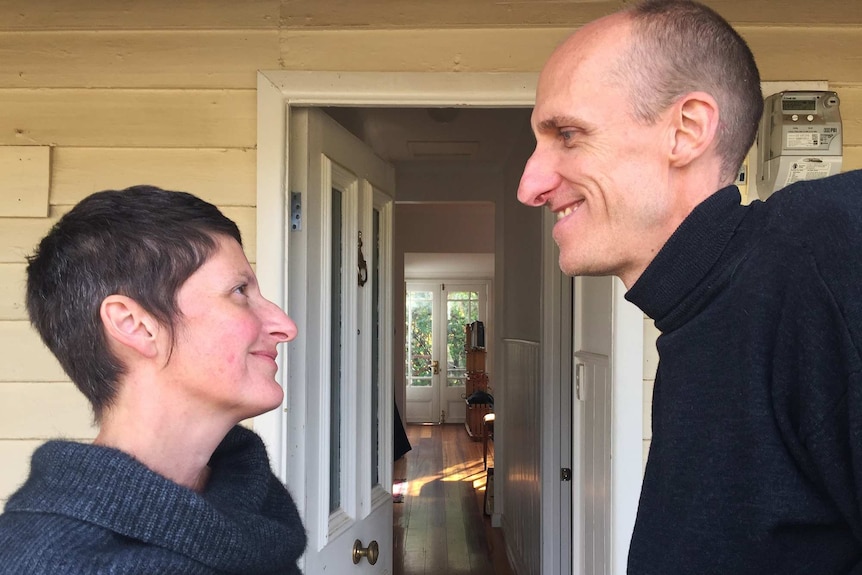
[267,300,298,343]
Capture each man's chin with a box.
[559,256,613,279]
[558,254,587,277]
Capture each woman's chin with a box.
[238,383,285,420]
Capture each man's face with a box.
[517,17,676,287]
[161,235,297,422]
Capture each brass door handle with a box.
[352,539,379,565]
[431,360,440,374]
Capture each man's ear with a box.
[669,91,720,168]
[100,295,160,358]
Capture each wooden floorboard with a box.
[393,423,512,575]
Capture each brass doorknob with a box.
[352,539,379,565]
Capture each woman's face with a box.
[160,235,297,422]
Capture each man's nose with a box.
[517,150,556,207]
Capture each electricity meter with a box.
[756,90,842,199]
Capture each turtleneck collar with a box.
[10,425,306,574]
[625,186,749,331]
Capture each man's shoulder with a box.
[765,169,862,219]
[751,169,862,251]
[743,170,862,318]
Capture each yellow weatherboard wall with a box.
[0,0,860,534]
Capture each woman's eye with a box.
[234,284,248,296]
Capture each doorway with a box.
[404,279,490,424]
[255,70,645,575]
[254,72,561,575]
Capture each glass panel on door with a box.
[446,290,480,388]
[405,291,433,389]
[371,208,380,487]
[330,187,343,514]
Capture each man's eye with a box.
[560,130,575,142]
[234,284,248,296]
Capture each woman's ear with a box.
[100,295,160,358]
[669,91,720,168]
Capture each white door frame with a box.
[254,70,644,575]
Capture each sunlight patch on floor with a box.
[399,464,486,495]
[398,473,442,497]
[439,460,485,482]
[393,478,409,502]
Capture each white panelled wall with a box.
[501,339,542,575]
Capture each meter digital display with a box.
[782,99,816,112]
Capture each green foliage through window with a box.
[405,291,432,386]
[405,288,481,388]
[446,291,479,387]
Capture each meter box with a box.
[756,90,842,199]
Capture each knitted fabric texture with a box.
[0,425,306,574]
[626,170,862,574]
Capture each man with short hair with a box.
[519,1,862,572]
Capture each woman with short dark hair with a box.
[0,185,307,574]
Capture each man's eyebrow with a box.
[536,115,584,133]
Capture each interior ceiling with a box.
[322,107,533,165]
[404,252,494,277]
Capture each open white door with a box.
[572,275,613,575]
[287,107,395,574]
[571,276,643,575]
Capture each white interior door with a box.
[404,281,487,424]
[572,275,613,575]
[404,282,440,423]
[288,107,395,574]
[570,275,643,575]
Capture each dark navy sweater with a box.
[0,425,307,574]
[626,171,862,574]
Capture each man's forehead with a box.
[534,50,596,108]
[543,13,631,72]
[536,22,630,94]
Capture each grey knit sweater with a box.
[0,425,306,574]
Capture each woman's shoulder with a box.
[0,509,222,575]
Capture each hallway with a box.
[393,423,514,575]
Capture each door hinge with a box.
[290,191,302,231]
[561,467,572,482]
